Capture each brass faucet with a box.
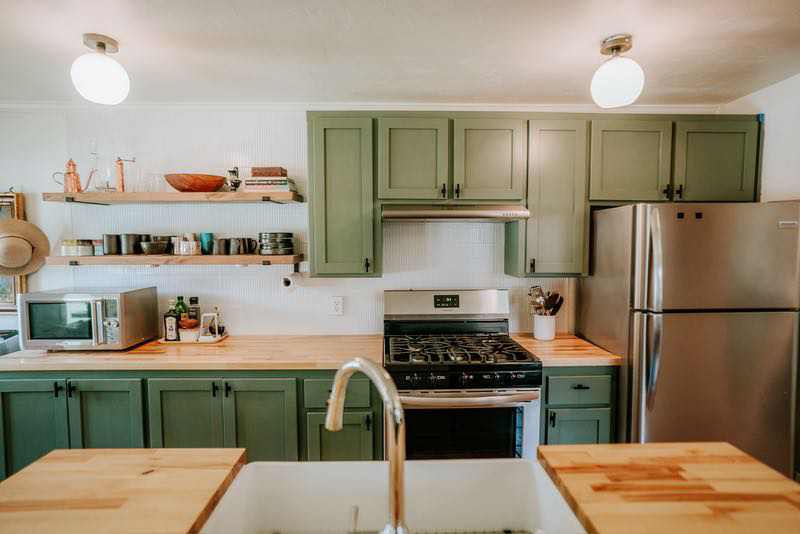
[325,358,408,534]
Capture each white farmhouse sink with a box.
[202,459,585,534]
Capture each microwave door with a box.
[23,300,99,348]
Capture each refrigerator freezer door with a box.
[634,203,800,311]
[633,311,797,475]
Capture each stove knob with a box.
[460,373,474,387]
[404,374,420,386]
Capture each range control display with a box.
[434,294,460,308]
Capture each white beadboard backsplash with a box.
[0,107,574,334]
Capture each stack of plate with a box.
[259,232,294,255]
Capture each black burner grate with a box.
[387,333,536,365]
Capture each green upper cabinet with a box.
[506,119,588,276]
[674,120,759,201]
[222,379,298,461]
[306,411,374,461]
[310,117,376,276]
[67,379,144,449]
[147,378,224,448]
[0,379,69,479]
[453,118,527,200]
[378,118,449,199]
[589,119,672,201]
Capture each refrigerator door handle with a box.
[645,313,663,412]
[649,208,664,312]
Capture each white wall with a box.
[0,106,576,334]
[719,72,800,201]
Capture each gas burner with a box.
[386,333,538,366]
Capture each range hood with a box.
[382,204,530,222]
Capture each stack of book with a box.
[243,177,297,192]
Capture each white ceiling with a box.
[2,0,800,105]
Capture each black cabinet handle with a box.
[67,383,77,398]
[53,381,63,398]
[455,183,461,198]
[529,258,536,273]
[662,184,673,199]
[364,257,370,272]
[364,414,372,431]
[211,382,219,397]
[224,382,232,397]
[549,411,557,427]
[440,183,447,198]
[675,184,684,199]
[572,384,591,390]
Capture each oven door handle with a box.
[399,390,539,409]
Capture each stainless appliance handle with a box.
[400,390,539,409]
[89,299,100,346]
[645,314,663,412]
[95,300,105,345]
[650,207,664,311]
[630,313,645,442]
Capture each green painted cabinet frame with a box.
[309,117,376,276]
[0,379,69,479]
[222,378,298,461]
[378,117,449,199]
[67,378,144,449]
[306,411,374,461]
[453,118,527,200]
[545,407,611,445]
[506,119,588,276]
[147,378,224,448]
[589,119,673,201]
[674,120,759,201]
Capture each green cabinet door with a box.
[545,408,611,445]
[378,118,449,199]
[306,411,374,461]
[674,120,759,201]
[222,379,298,461]
[0,380,69,479]
[453,118,527,200]
[67,379,144,449]
[147,379,223,448]
[310,117,376,276]
[589,120,672,201]
[507,119,588,276]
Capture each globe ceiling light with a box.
[70,33,130,105]
[590,34,644,109]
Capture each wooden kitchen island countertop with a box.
[0,448,245,534]
[0,334,620,371]
[538,442,800,534]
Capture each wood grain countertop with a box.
[0,448,245,534]
[0,334,620,371]
[538,442,800,534]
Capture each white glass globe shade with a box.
[590,56,645,109]
[70,52,130,105]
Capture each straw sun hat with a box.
[0,219,50,276]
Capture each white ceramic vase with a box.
[533,315,556,341]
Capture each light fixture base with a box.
[600,34,632,56]
[82,33,119,54]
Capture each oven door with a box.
[398,389,540,460]
[20,298,104,350]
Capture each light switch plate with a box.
[330,296,344,316]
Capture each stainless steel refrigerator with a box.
[578,203,798,476]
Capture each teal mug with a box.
[199,233,214,255]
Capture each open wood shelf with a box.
[45,254,303,267]
[42,191,304,205]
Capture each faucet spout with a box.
[325,358,408,534]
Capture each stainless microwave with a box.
[19,287,159,351]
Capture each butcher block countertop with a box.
[538,442,800,534]
[0,448,245,534]
[0,334,620,371]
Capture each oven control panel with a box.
[390,369,541,390]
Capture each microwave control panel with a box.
[102,298,121,344]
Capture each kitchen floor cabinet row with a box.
[0,373,382,480]
[307,112,761,277]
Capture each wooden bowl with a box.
[165,174,225,193]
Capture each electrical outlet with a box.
[330,296,344,316]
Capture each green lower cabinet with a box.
[67,379,144,448]
[306,411,374,461]
[148,379,224,448]
[222,379,298,461]
[545,408,611,445]
[0,379,69,479]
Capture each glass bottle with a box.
[188,297,200,321]
[164,299,180,342]
[174,296,189,322]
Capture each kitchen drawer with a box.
[304,379,371,409]
[546,375,612,406]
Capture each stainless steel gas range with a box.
[383,289,542,460]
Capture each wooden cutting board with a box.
[538,442,800,534]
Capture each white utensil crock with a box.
[533,315,556,341]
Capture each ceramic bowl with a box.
[164,173,225,192]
